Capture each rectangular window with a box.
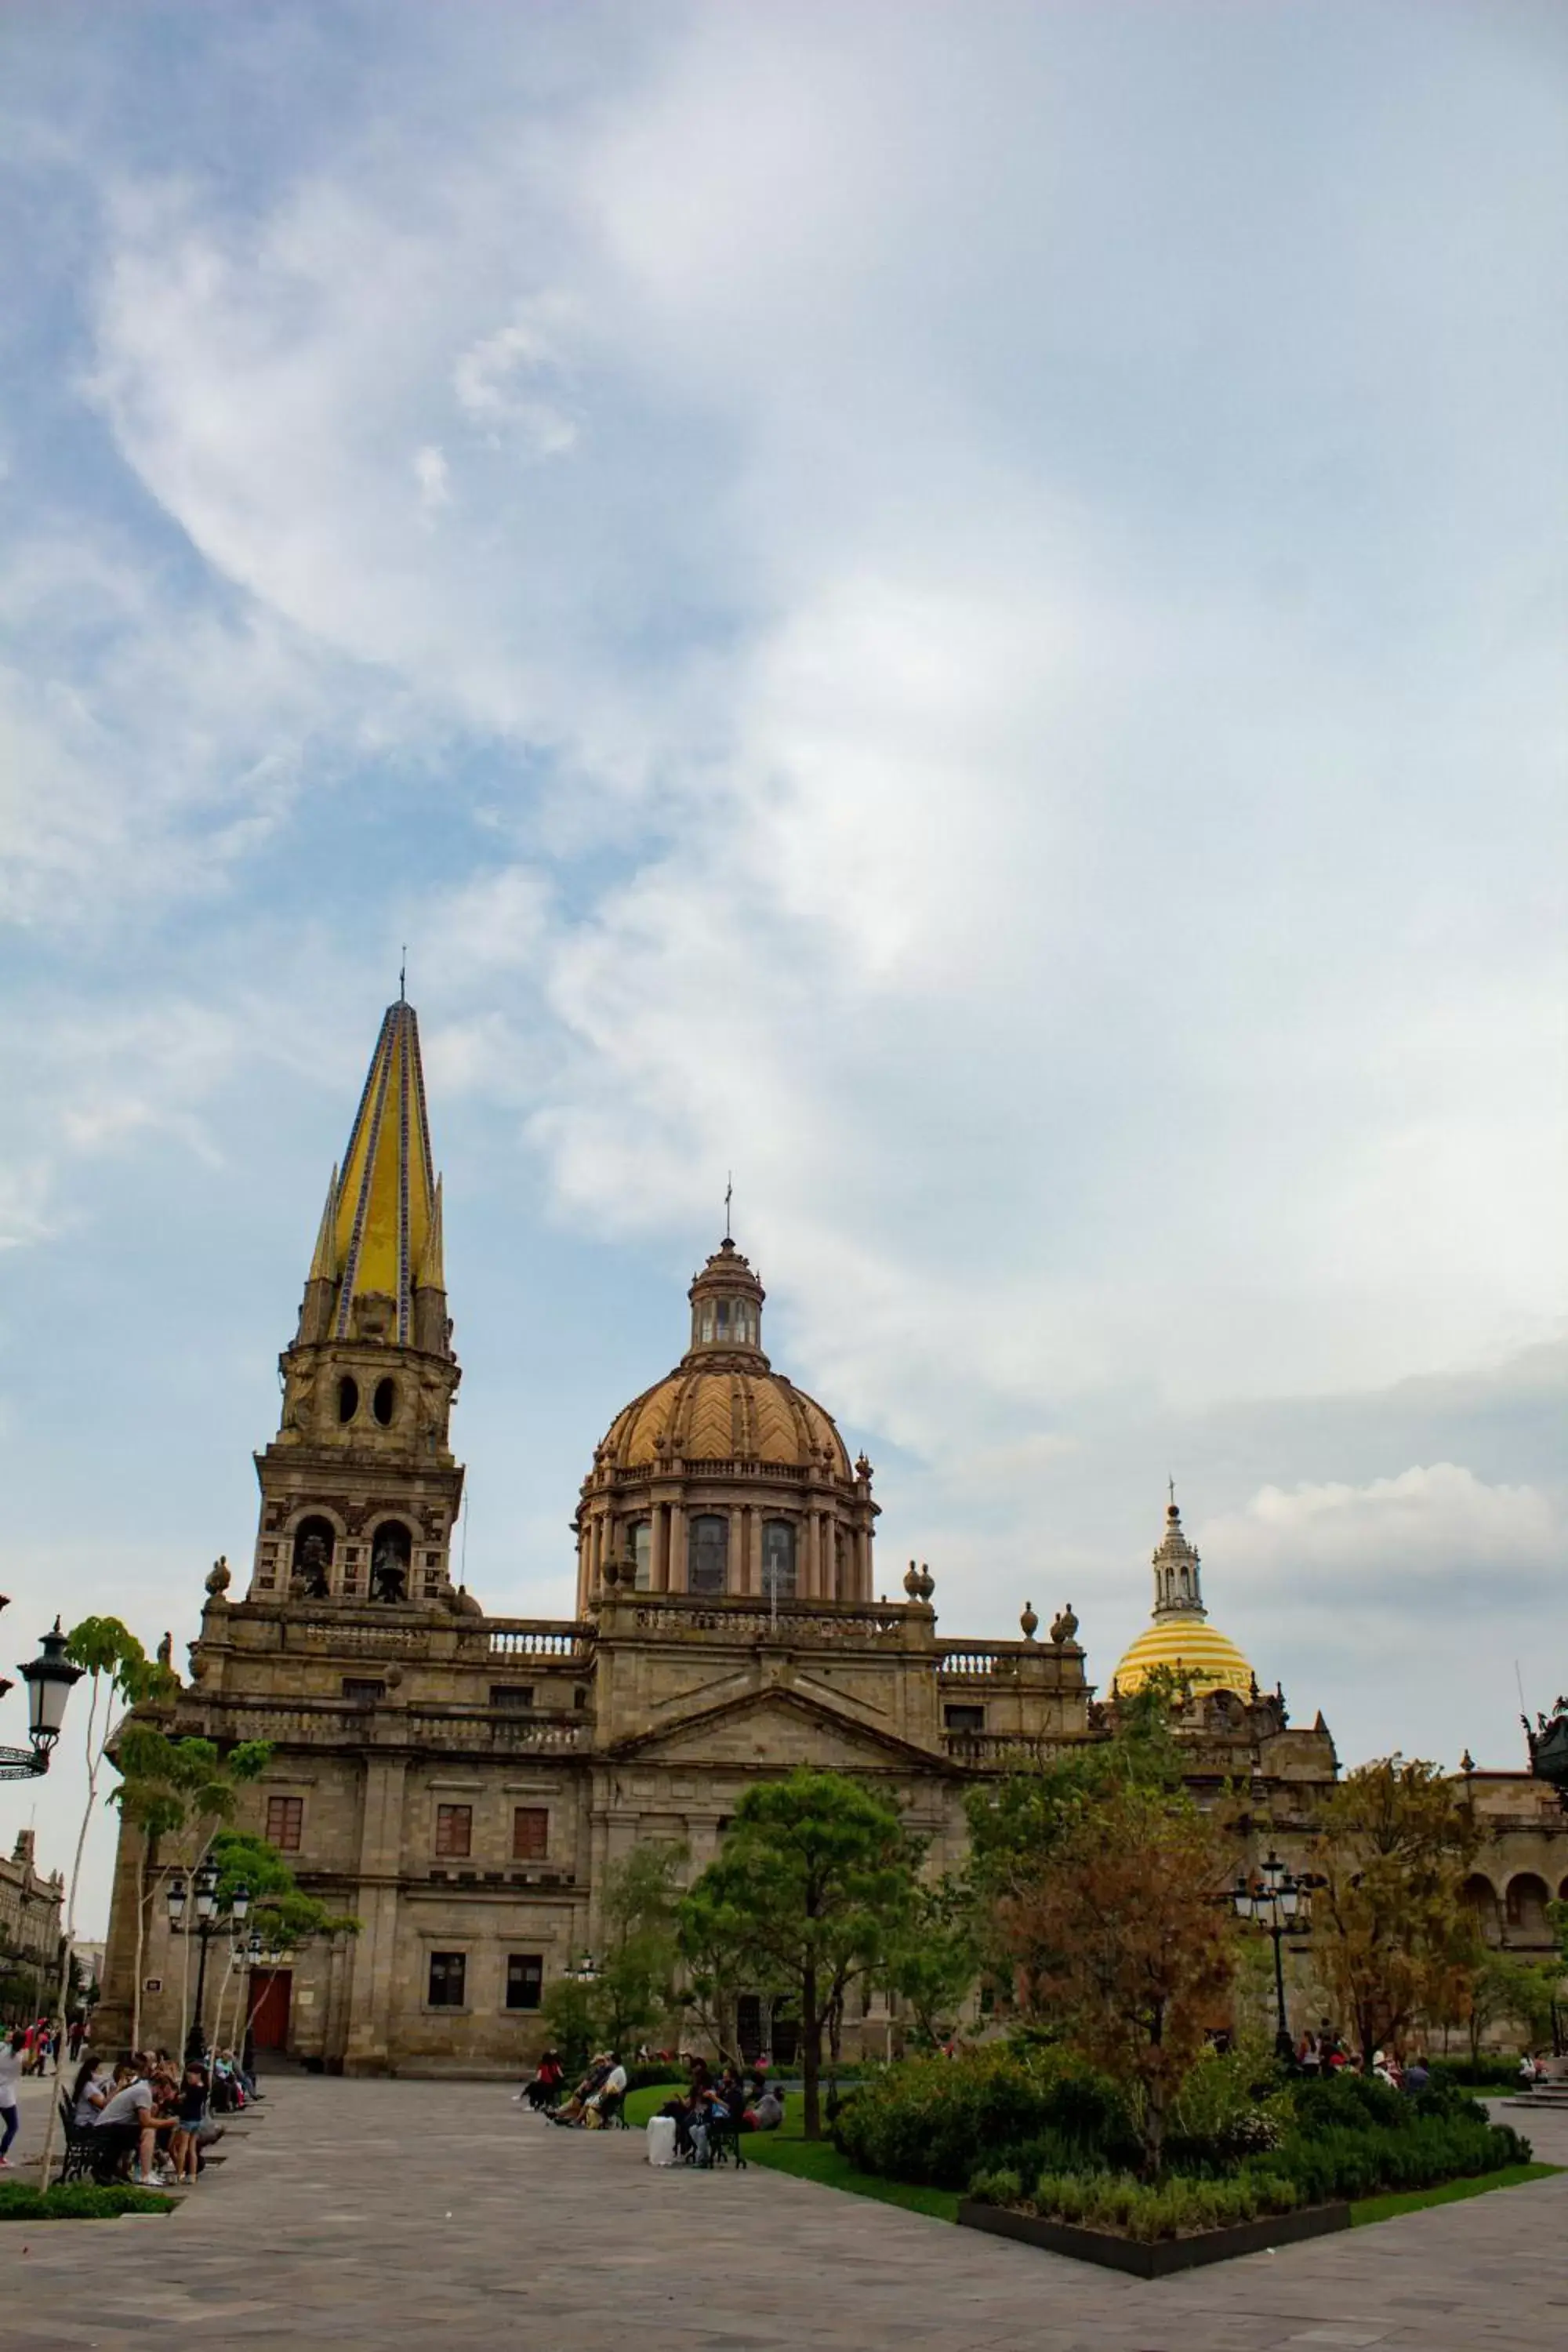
[434,1804,473,1857]
[505,1954,544,2011]
[265,1795,303,1852]
[944,1704,985,1733]
[512,1807,549,1861]
[489,1686,534,1710]
[343,1677,385,1702]
[427,1951,466,2008]
[632,1519,652,1590]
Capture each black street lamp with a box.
[1232,1851,1313,2066]
[168,1864,249,2063]
[0,1608,85,1780]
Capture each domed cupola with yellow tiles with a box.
[574,1236,878,1614]
[1111,1490,1256,1701]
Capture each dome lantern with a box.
[1111,1486,1257,1700]
[685,1237,767,1365]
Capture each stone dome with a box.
[593,1236,851,1478]
[599,1364,851,1477]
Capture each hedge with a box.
[0,2182,176,2222]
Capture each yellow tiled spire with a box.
[329,999,440,1347]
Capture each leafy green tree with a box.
[111,1729,272,2047]
[538,1976,599,2077]
[536,1845,687,2067]
[35,1619,175,2185]
[1459,1951,1563,2061]
[596,1843,686,2053]
[886,1874,977,2050]
[679,1770,920,2138]
[1312,1756,1479,2074]
[201,1830,358,2053]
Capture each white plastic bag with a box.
[646,2114,677,2167]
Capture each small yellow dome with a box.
[600,1367,850,1476]
[1112,1611,1254,1700]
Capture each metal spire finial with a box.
[398,947,407,1004]
[724,1171,732,1240]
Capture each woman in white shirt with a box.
[0,2029,24,2167]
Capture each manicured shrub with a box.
[833,2049,1136,2188]
[1258,2101,1531,2205]
[0,2182,175,2221]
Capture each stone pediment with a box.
[608,1684,943,1775]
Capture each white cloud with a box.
[1202,1464,1564,1595]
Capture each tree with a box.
[886,1874,977,2051]
[536,1845,686,2068]
[34,1618,175,2186]
[111,1729,272,2049]
[678,1770,920,2139]
[964,1671,1190,2011]
[595,1843,685,2054]
[1000,1777,1238,2175]
[200,1830,358,2054]
[1458,1951,1562,2062]
[1311,1757,1480,2074]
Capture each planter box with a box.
[956,2197,1352,2278]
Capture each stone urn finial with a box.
[903,1559,921,1599]
[916,1563,935,1602]
[1019,1600,1039,1641]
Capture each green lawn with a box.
[1349,2162,1561,2227]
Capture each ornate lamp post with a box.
[168,1863,249,2063]
[0,1607,84,1780]
[1232,1851,1313,2066]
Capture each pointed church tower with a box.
[246,998,465,1606]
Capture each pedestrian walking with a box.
[0,2028,24,2166]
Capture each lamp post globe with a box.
[0,1609,85,1779]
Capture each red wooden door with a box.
[250,1969,292,2050]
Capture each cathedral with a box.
[96,999,1563,2072]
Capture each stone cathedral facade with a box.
[96,1000,1559,2074]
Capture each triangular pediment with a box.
[608,1683,945,1774]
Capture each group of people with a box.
[655,2059,782,2162]
[518,2046,786,2161]
[535,2050,630,2128]
[58,2045,262,2185]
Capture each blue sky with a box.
[2,2,1565,1929]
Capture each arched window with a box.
[291,1516,336,1598]
[369,1520,412,1604]
[688,1514,728,1597]
[337,1376,359,1423]
[761,1519,797,1603]
[630,1520,652,1591]
[372,1376,397,1427]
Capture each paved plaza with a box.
[1,2078,1566,2350]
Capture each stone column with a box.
[749,1509,764,1598]
[652,1502,670,1592]
[669,1501,687,1593]
[343,1751,408,2074]
[802,1509,819,1601]
[728,1505,744,1599]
